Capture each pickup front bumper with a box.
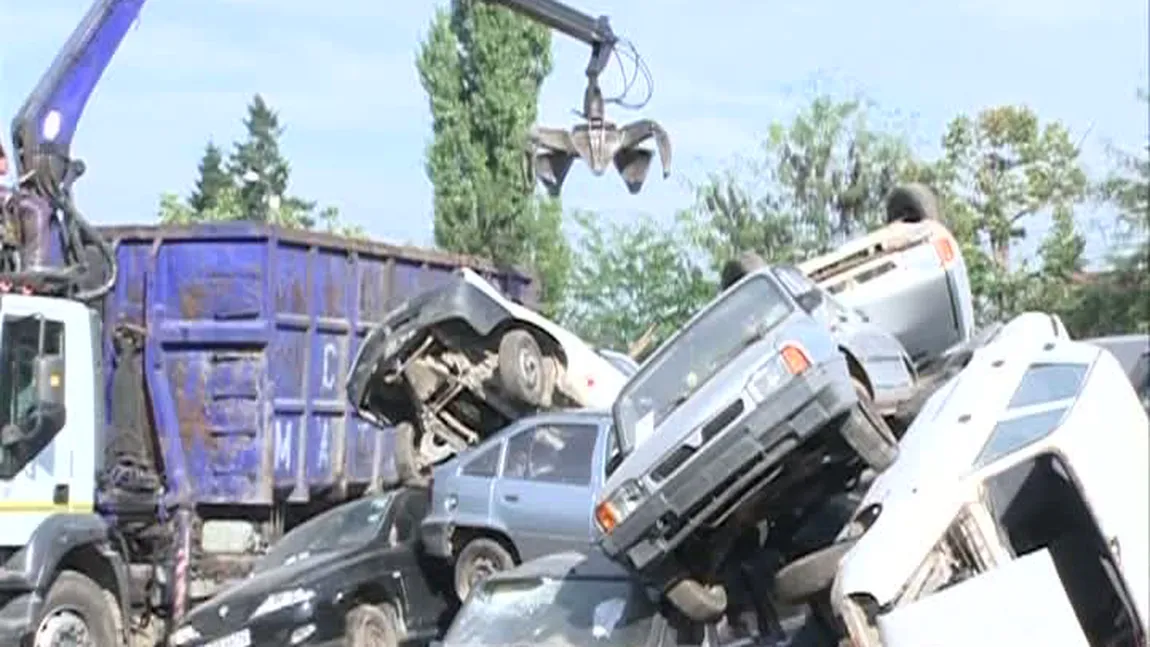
[599,360,855,586]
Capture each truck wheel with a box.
[454,538,516,601]
[774,539,857,604]
[498,329,550,407]
[392,422,429,488]
[885,183,940,224]
[719,251,766,291]
[33,571,119,647]
[346,602,399,647]
[665,578,728,622]
[839,380,898,472]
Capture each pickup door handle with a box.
[503,493,519,503]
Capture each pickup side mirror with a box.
[34,354,65,407]
[796,289,824,313]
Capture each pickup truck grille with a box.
[651,399,745,482]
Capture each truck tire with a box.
[774,539,857,604]
[839,380,898,472]
[392,422,427,488]
[346,602,399,647]
[665,578,728,622]
[498,329,549,407]
[454,538,516,601]
[33,570,120,647]
[719,251,766,291]
[885,183,940,224]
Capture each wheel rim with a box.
[35,609,93,647]
[517,347,540,391]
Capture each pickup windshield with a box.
[443,576,656,647]
[613,274,792,453]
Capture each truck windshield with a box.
[612,274,792,453]
[443,576,656,647]
[255,494,393,572]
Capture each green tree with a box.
[1068,90,1150,336]
[563,212,714,352]
[685,96,920,269]
[226,94,315,228]
[931,105,1089,321]
[158,95,358,236]
[188,141,230,215]
[416,0,570,316]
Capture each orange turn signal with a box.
[780,344,812,375]
[933,235,957,268]
[595,501,618,533]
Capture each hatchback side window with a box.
[461,442,502,478]
[504,423,598,485]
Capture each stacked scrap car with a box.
[593,261,908,622]
[347,268,627,484]
[780,313,1148,646]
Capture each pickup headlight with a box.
[595,479,648,534]
[747,343,810,401]
[168,625,200,647]
[251,588,316,619]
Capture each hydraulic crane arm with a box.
[485,0,617,78]
[11,0,145,189]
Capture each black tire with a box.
[33,570,119,647]
[719,251,767,291]
[840,380,898,472]
[497,329,549,407]
[775,539,857,604]
[345,602,399,647]
[454,538,516,601]
[885,183,940,224]
[665,578,728,623]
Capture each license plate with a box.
[205,629,251,647]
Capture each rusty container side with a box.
[98,222,536,507]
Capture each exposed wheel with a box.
[497,329,550,407]
[775,539,857,604]
[392,422,429,488]
[719,251,767,291]
[346,602,399,647]
[454,537,516,601]
[885,183,940,224]
[839,380,898,472]
[665,578,728,623]
[34,571,119,647]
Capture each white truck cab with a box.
[829,317,1148,646]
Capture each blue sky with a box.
[2,0,1147,261]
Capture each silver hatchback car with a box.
[595,265,901,623]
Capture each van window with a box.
[975,407,1068,468]
[1007,363,1087,409]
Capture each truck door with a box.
[0,296,78,547]
[493,421,600,560]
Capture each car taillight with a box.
[933,234,957,268]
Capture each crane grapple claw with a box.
[526,118,672,196]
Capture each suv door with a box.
[492,420,600,560]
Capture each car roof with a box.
[487,550,630,583]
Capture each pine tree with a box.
[416,2,570,316]
[188,142,231,215]
[226,94,312,225]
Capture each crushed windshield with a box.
[613,275,792,452]
[255,494,393,572]
[444,576,656,647]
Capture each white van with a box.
[805,315,1148,646]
